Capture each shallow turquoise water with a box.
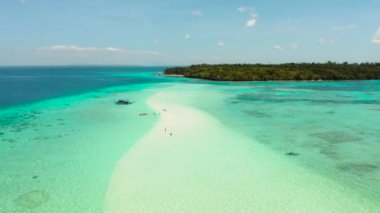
[1,67,380,211]
[0,84,163,212]
[188,81,380,204]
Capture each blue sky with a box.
[0,0,379,65]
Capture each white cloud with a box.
[101,10,140,19]
[331,24,356,32]
[238,6,258,29]
[318,38,335,45]
[37,45,163,56]
[191,10,202,17]
[105,47,125,52]
[185,34,191,39]
[218,41,225,47]
[40,45,99,52]
[128,50,164,56]
[318,38,326,44]
[273,45,283,51]
[237,7,248,13]
[291,44,299,50]
[372,28,380,44]
[20,0,27,5]
[246,18,257,28]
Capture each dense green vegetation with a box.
[164,62,380,81]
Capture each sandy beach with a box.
[104,89,378,213]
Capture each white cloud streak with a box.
[191,10,202,17]
[218,41,225,47]
[20,0,27,5]
[37,45,163,56]
[318,38,335,45]
[291,44,299,50]
[318,38,326,44]
[42,45,99,52]
[238,6,258,29]
[273,45,283,51]
[331,24,356,32]
[237,7,248,13]
[372,28,380,44]
[185,34,191,39]
[246,19,257,28]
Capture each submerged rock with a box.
[3,138,17,143]
[243,110,271,118]
[337,163,378,173]
[319,149,339,160]
[311,131,361,144]
[14,190,49,209]
[286,152,299,156]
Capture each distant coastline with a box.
[164,63,380,81]
[162,74,184,77]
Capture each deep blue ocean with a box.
[0,66,168,108]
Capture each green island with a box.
[164,62,380,81]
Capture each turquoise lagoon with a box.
[0,67,379,212]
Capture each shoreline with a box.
[164,75,380,83]
[164,63,380,81]
[104,88,378,212]
[162,74,184,77]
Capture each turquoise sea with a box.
[0,66,379,212]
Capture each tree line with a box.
[164,62,380,81]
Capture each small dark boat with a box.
[115,100,133,105]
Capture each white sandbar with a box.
[105,90,378,212]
